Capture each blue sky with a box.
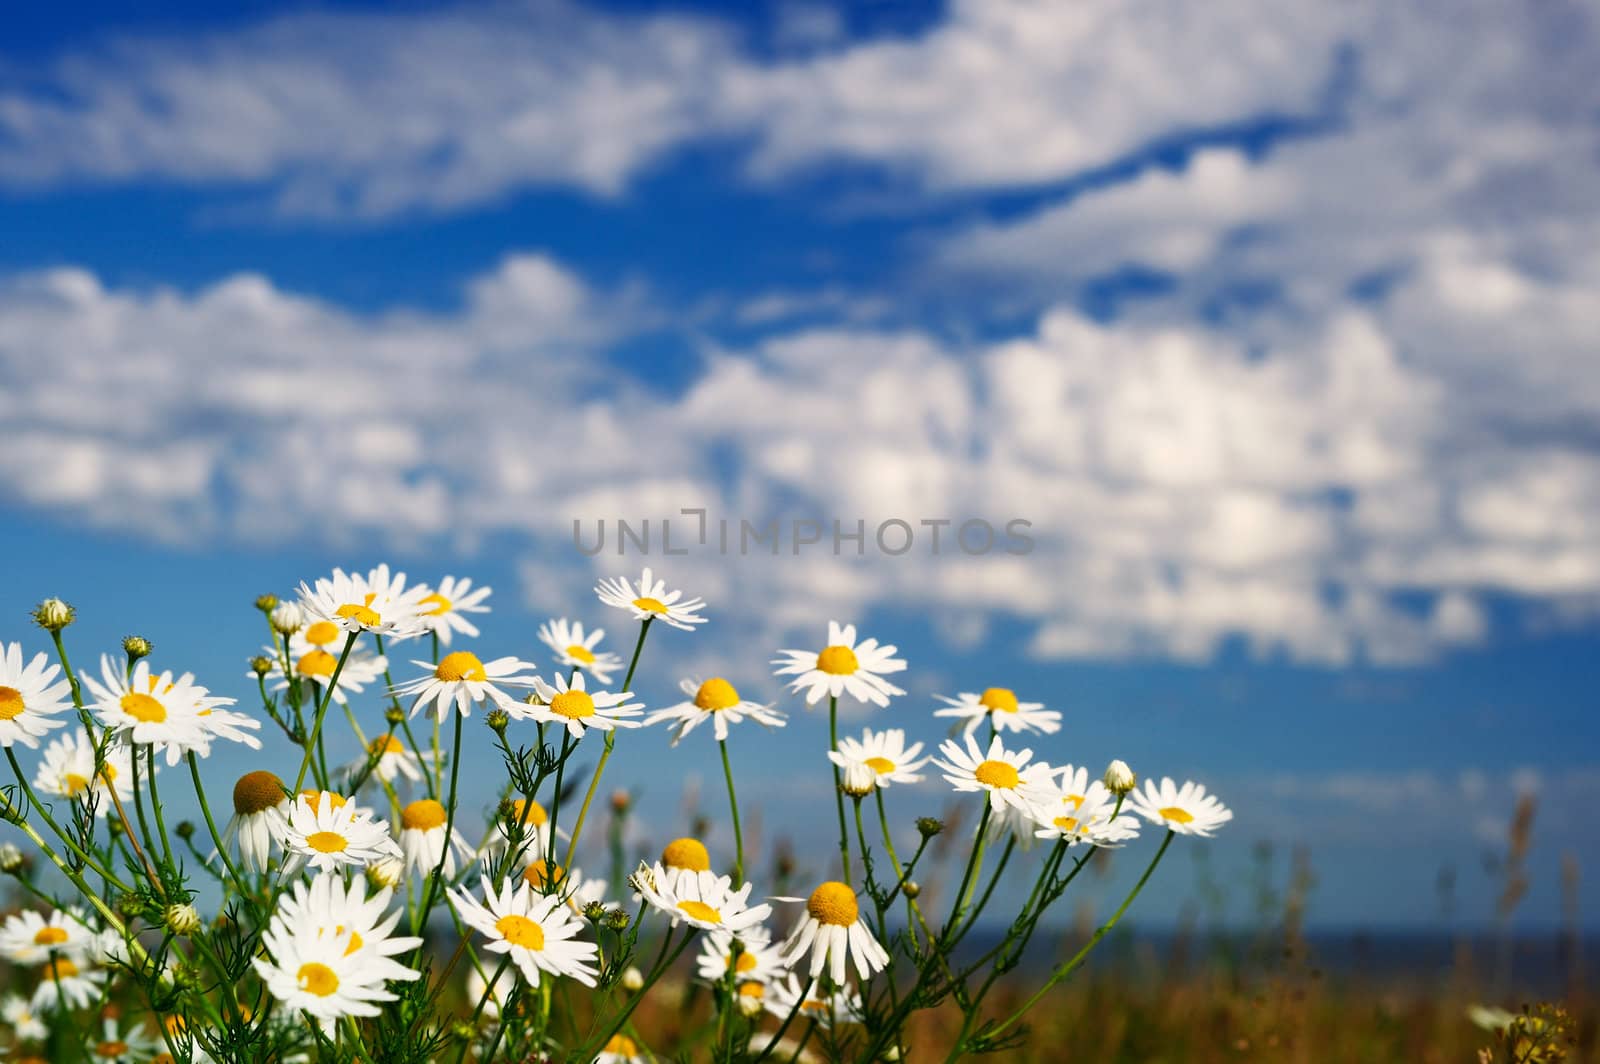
[0,0,1597,932]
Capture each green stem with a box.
[564,618,651,865]
[145,745,175,870]
[3,748,133,891]
[414,709,466,939]
[719,739,744,883]
[828,694,851,884]
[186,752,254,913]
[292,631,358,792]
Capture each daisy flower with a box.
[0,908,96,965]
[646,677,787,746]
[0,642,72,749]
[465,962,516,1021]
[522,672,643,740]
[32,730,133,815]
[1128,777,1233,837]
[653,837,714,894]
[935,687,1061,736]
[347,733,427,787]
[519,859,606,914]
[772,622,906,707]
[296,564,430,640]
[223,770,290,874]
[267,619,389,707]
[762,973,863,1030]
[776,881,889,985]
[253,892,418,1023]
[398,799,473,879]
[595,567,708,631]
[413,575,491,646]
[695,927,784,987]
[596,1034,648,1063]
[634,867,772,936]
[537,618,622,685]
[448,878,600,988]
[31,956,103,1011]
[827,728,927,789]
[934,734,1055,839]
[1028,781,1142,847]
[393,651,537,721]
[1,993,46,1042]
[281,793,401,874]
[83,658,221,766]
[86,1015,162,1061]
[273,873,422,987]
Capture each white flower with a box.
[934,687,1060,736]
[274,872,422,986]
[487,798,560,866]
[695,927,784,987]
[827,728,927,789]
[0,908,96,965]
[86,1015,162,1061]
[449,878,599,988]
[934,734,1054,819]
[1,993,46,1041]
[635,867,771,935]
[537,618,623,685]
[398,799,473,879]
[518,859,606,915]
[652,837,715,894]
[777,880,889,984]
[595,567,708,631]
[393,651,537,721]
[347,733,428,787]
[1127,777,1233,837]
[30,956,103,1011]
[521,672,643,740]
[762,973,863,1030]
[32,730,133,815]
[414,576,492,647]
[0,642,72,749]
[296,564,429,640]
[596,1033,649,1063]
[280,793,401,874]
[1027,780,1141,848]
[223,770,290,874]
[269,602,306,635]
[1103,759,1137,796]
[466,961,516,1020]
[84,657,233,765]
[266,619,389,707]
[772,622,906,707]
[645,677,787,745]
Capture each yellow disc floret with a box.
[678,900,722,925]
[978,687,1019,713]
[233,770,287,816]
[974,760,1020,789]
[296,650,337,679]
[33,927,69,947]
[495,914,546,950]
[1159,806,1195,824]
[549,690,596,719]
[661,837,711,871]
[306,831,348,854]
[807,881,859,926]
[296,962,339,997]
[434,652,488,683]
[565,643,596,664]
[0,686,25,720]
[522,860,566,889]
[304,620,341,646]
[120,692,166,723]
[694,678,741,711]
[401,799,447,831]
[815,645,859,675]
[632,596,668,614]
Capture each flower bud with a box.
[620,966,644,992]
[254,594,279,613]
[385,706,406,726]
[841,760,875,798]
[916,817,944,839]
[174,821,195,842]
[122,635,153,662]
[605,909,632,933]
[249,656,273,678]
[0,842,24,875]
[484,708,510,733]
[1103,759,1136,797]
[582,900,607,922]
[367,856,404,891]
[902,880,920,899]
[116,892,143,919]
[164,903,201,936]
[269,602,304,635]
[737,993,764,1017]
[32,598,75,632]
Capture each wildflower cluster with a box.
[0,567,1229,1061]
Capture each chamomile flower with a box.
[763,974,863,1030]
[296,564,429,640]
[253,895,417,1023]
[347,733,427,787]
[273,873,422,987]
[398,799,473,879]
[393,651,537,721]
[281,793,401,874]
[31,956,104,1011]
[466,962,515,1020]
[0,908,96,965]
[0,643,71,749]
[85,1015,161,1061]
[223,770,290,873]
[489,798,561,863]
[83,658,225,765]
[448,878,600,988]
[1,993,46,1041]
[595,567,708,631]
[646,677,787,745]
[827,728,927,789]
[537,618,622,685]
[32,730,133,815]
[935,687,1061,736]
[772,622,906,707]
[695,927,783,987]
[523,672,643,740]
[1028,781,1142,847]
[934,734,1055,838]
[777,881,889,984]
[654,837,715,893]
[596,1034,648,1064]
[519,860,606,914]
[635,867,772,935]
[413,575,491,646]
[1128,777,1233,837]
[267,619,388,707]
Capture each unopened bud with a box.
[605,909,631,933]
[164,903,201,936]
[0,843,24,874]
[32,598,75,632]
[485,708,509,733]
[116,893,143,919]
[121,635,153,662]
[1103,759,1137,797]
[916,817,944,839]
[385,706,406,726]
[902,880,920,899]
[737,993,764,1017]
[841,760,875,798]
[269,602,304,635]
[174,821,195,841]
[248,656,273,678]
[582,900,607,922]
[620,966,644,992]
[367,856,404,891]
[254,594,280,613]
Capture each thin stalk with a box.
[292,632,358,792]
[719,739,744,882]
[413,710,466,939]
[564,618,651,865]
[828,694,851,884]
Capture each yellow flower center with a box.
[677,900,722,925]
[41,957,78,979]
[434,651,487,682]
[306,831,348,854]
[120,692,166,723]
[369,735,404,756]
[865,756,895,774]
[815,645,859,675]
[420,592,452,616]
[522,860,566,889]
[1065,793,1085,810]
[549,690,596,719]
[974,760,1020,790]
[565,643,596,665]
[300,790,349,814]
[1159,806,1195,824]
[738,981,764,998]
[95,1041,129,1058]
[604,1035,640,1054]
[495,914,546,950]
[335,601,382,627]
[734,951,759,973]
[632,596,669,614]
[509,798,548,827]
[806,881,859,926]
[63,773,91,796]
[304,620,341,646]
[1053,816,1081,833]
[33,927,69,946]
[401,799,447,831]
[694,677,740,711]
[661,837,711,871]
[296,962,340,997]
[801,998,828,1013]
[979,687,1019,713]
[233,770,287,815]
[0,686,25,720]
[296,649,337,679]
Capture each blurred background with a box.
[1,1,1597,1053]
